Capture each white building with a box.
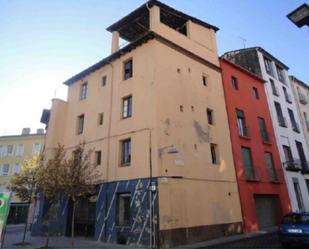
[223,47,309,212]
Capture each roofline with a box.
[220,57,266,83]
[222,47,289,70]
[63,31,221,86]
[0,133,46,140]
[289,75,309,90]
[106,0,219,33]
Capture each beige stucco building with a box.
[0,128,45,224]
[33,1,242,247]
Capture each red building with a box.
[220,58,291,232]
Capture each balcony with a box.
[283,160,302,172]
[278,116,288,128]
[299,92,308,105]
[285,92,293,104]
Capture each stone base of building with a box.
[159,222,243,248]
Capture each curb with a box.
[172,228,278,249]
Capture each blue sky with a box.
[0,0,308,135]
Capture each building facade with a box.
[32,1,243,248]
[220,58,291,232]
[223,47,309,213]
[0,128,45,224]
[289,76,309,148]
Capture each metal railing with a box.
[239,125,250,138]
[272,86,280,96]
[292,122,300,133]
[245,166,261,181]
[283,159,302,172]
[285,92,293,104]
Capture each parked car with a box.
[278,212,309,247]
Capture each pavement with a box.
[2,224,145,249]
[3,225,285,249]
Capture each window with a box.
[15,144,24,156]
[1,164,10,176]
[265,152,278,181]
[253,87,259,99]
[101,76,107,86]
[295,141,308,171]
[80,82,88,100]
[95,151,102,166]
[12,163,21,175]
[207,108,214,125]
[293,178,305,211]
[236,109,248,137]
[283,145,294,165]
[122,96,132,119]
[258,117,269,142]
[276,65,285,83]
[116,193,131,226]
[274,102,286,127]
[283,87,292,103]
[121,139,131,166]
[304,112,309,129]
[32,144,41,155]
[124,59,133,80]
[98,113,104,126]
[202,75,208,86]
[231,76,238,90]
[7,145,14,156]
[179,105,183,112]
[241,147,255,180]
[0,146,3,158]
[270,79,279,96]
[77,114,85,134]
[264,57,273,76]
[210,143,219,164]
[306,180,309,196]
[288,109,299,133]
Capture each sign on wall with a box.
[0,192,11,246]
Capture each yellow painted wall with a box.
[0,133,45,202]
[44,3,242,232]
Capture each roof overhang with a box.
[287,3,309,28]
[106,0,219,42]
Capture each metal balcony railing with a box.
[283,159,302,172]
[299,92,308,105]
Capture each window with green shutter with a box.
[258,117,269,142]
[264,152,278,182]
[241,147,255,180]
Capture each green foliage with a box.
[8,156,40,202]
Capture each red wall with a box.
[220,58,291,232]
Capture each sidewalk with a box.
[172,227,278,249]
[3,225,145,249]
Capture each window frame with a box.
[231,76,238,90]
[207,108,214,125]
[77,114,85,135]
[95,151,102,166]
[116,193,131,226]
[101,75,107,87]
[253,87,259,99]
[210,143,219,165]
[79,82,88,100]
[123,59,133,80]
[122,95,132,119]
[120,138,131,166]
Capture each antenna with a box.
[238,36,247,48]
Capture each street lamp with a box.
[287,3,309,28]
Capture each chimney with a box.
[22,128,31,135]
[36,128,44,134]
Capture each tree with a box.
[36,145,67,249]
[8,156,40,245]
[36,144,96,249]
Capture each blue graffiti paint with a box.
[31,178,158,247]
